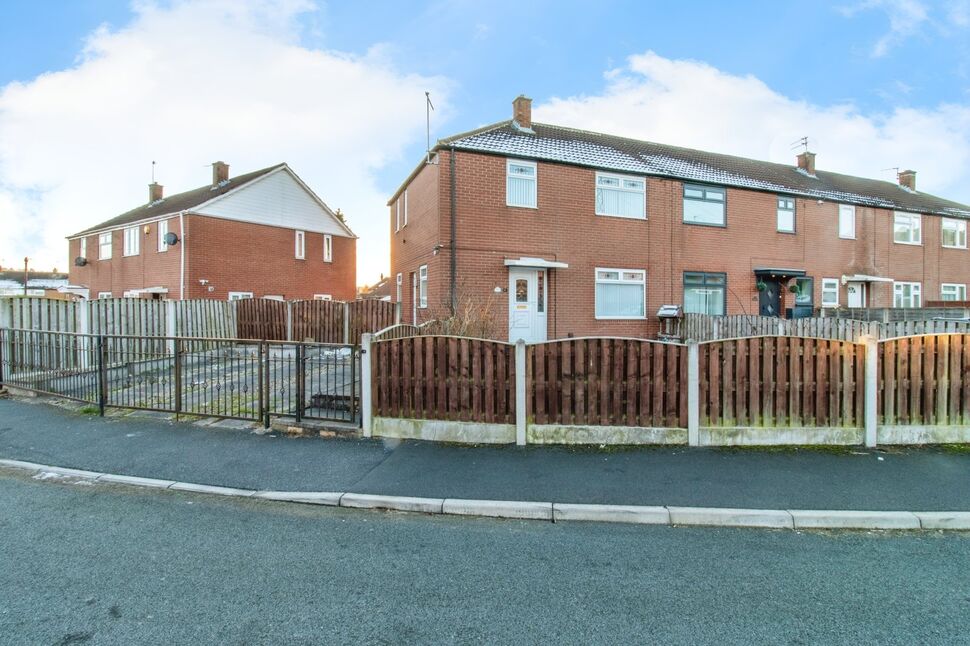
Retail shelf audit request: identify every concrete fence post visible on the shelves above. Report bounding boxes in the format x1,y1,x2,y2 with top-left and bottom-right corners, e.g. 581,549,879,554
0,297,11,329
286,301,294,342
77,300,91,370
515,339,527,446
165,300,177,355
863,335,878,448
687,341,700,447
343,302,351,345
361,333,373,437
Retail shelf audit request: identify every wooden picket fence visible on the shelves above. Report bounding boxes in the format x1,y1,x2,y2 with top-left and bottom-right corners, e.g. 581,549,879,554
698,337,866,427
291,300,344,342
528,338,687,428
173,299,236,339
371,336,516,424
348,300,397,345
878,334,970,426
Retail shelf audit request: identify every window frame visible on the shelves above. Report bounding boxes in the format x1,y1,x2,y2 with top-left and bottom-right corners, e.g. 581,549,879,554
821,278,840,308
323,234,333,262
396,273,402,303
776,196,796,233
682,183,727,227
793,277,814,307
313,294,333,301
418,264,428,308
123,226,140,257
395,200,400,232
506,158,538,209
941,283,967,301
594,267,647,320
79,237,87,259
295,230,305,259
403,190,408,227
228,291,253,301
838,204,856,239
893,212,922,246
157,219,169,253
683,271,727,315
97,291,112,299
893,281,922,308
594,171,646,220
941,218,967,249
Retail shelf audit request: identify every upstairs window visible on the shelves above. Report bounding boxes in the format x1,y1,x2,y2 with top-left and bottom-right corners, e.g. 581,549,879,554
123,227,139,257
506,159,537,208
79,237,87,259
395,200,400,232
893,212,921,245
158,219,169,252
838,205,855,239
595,172,645,219
821,278,839,307
942,218,967,249
418,265,428,308
683,184,725,226
403,190,408,226
323,234,333,262
777,197,795,233
684,272,726,315
295,230,305,259
893,281,921,308
99,233,112,260
941,283,967,301
595,268,646,319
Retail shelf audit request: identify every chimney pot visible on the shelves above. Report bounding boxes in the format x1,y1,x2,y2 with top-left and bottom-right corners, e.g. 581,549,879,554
512,95,533,129
148,182,164,203
898,169,916,191
796,151,816,176
212,161,230,186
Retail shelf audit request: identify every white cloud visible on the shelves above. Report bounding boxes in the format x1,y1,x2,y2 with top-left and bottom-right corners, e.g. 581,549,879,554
535,52,970,203
839,0,930,57
0,0,448,281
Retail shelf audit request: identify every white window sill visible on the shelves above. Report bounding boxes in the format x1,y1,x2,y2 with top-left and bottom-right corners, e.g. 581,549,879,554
506,203,538,209
942,244,967,250
838,235,855,240
893,240,922,246
122,253,139,257
594,315,647,320
595,212,647,220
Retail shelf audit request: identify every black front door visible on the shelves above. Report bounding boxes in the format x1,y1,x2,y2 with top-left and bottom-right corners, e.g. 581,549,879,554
758,280,782,317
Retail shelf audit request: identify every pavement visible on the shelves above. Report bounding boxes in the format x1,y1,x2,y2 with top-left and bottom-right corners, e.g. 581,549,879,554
2,470,968,645
1,397,968,517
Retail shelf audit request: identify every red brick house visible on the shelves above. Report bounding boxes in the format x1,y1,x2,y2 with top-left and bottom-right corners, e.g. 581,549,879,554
388,95,970,341
67,162,356,301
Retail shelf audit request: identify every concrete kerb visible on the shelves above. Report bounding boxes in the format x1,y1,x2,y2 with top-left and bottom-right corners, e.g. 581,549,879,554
1,458,969,531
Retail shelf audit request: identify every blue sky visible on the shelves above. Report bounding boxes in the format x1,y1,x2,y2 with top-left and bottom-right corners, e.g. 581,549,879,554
1,0,969,281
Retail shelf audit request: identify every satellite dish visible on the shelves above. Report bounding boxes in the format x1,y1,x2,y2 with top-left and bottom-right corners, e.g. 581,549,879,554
164,232,179,246
74,257,87,267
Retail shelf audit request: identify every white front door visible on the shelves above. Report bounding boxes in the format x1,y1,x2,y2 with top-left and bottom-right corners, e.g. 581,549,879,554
508,269,547,342
847,281,866,308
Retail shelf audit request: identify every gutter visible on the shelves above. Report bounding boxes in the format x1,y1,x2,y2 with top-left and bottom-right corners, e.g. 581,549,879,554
179,211,186,300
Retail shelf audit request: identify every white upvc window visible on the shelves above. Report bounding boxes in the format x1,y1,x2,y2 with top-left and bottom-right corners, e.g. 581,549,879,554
403,190,408,226
838,205,855,239
396,273,403,302
99,233,112,260
893,212,921,245
821,278,840,307
595,268,646,319
941,283,967,301
228,291,253,301
79,237,87,259
777,196,795,233
942,218,967,249
418,265,428,308
323,234,333,262
506,159,537,208
123,227,139,256
98,291,112,299
595,172,645,219
295,230,305,259
683,184,726,226
313,294,333,301
395,199,401,232
158,219,169,252
893,281,922,308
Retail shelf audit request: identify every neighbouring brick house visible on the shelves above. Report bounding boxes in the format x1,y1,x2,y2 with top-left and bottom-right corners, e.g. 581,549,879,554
389,95,970,341
68,162,356,301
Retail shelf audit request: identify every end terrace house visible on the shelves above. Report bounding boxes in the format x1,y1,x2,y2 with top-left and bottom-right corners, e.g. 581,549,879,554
389,95,970,342
67,161,357,301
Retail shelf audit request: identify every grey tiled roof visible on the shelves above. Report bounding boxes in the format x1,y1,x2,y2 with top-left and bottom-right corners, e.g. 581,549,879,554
70,163,286,237
440,121,970,218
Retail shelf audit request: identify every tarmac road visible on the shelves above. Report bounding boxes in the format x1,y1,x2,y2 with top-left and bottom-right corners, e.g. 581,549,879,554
1,469,968,645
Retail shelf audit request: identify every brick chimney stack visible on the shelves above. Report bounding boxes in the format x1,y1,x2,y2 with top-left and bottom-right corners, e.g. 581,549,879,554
796,151,816,176
212,161,230,186
898,169,916,191
512,95,533,129
148,182,163,203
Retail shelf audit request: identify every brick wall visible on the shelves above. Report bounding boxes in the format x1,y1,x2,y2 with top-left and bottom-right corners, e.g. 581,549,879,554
68,215,356,301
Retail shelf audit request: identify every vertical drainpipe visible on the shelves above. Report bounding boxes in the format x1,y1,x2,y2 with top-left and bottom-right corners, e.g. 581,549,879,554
449,147,458,315
178,211,186,300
